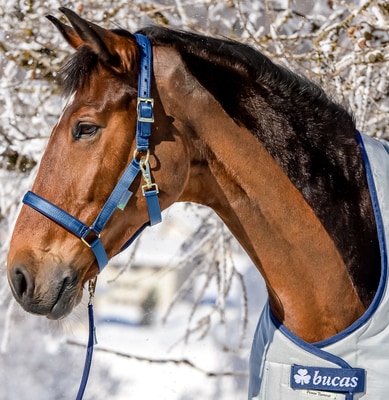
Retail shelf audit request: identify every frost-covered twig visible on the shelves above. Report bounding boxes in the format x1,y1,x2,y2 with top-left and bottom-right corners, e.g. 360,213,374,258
67,339,248,377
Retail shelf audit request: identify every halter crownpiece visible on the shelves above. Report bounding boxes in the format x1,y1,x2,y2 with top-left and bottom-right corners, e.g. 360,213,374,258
22,34,161,273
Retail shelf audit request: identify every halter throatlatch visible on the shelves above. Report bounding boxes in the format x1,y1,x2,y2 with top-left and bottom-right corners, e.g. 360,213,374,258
22,34,161,273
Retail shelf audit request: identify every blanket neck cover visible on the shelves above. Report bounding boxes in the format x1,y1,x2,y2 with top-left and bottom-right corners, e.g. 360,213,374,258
248,132,389,400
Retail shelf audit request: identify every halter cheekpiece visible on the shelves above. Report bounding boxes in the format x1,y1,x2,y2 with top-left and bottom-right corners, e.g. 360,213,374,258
22,34,161,272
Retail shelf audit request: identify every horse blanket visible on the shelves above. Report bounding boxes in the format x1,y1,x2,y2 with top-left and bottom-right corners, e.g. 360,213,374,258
248,132,389,400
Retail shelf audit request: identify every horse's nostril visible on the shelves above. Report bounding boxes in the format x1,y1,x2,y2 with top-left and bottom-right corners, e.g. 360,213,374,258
10,264,34,301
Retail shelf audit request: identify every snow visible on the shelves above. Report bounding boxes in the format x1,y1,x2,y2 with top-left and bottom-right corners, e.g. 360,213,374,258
1,1,389,399
0,201,267,399
0,227,266,399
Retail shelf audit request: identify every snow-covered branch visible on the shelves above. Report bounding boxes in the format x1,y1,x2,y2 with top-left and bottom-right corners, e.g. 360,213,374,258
68,339,248,378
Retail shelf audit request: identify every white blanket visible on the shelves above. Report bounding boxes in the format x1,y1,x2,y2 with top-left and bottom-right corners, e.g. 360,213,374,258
248,133,389,400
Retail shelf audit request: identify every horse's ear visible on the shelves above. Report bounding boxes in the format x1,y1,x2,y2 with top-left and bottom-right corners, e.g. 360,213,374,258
51,7,138,74
46,14,84,49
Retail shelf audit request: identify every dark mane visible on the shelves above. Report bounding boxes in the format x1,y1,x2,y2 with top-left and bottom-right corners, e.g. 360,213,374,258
140,26,380,305
139,26,352,127
139,28,358,179
58,46,98,97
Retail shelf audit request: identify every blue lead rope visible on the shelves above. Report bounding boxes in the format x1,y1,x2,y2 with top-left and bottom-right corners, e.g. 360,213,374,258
76,279,97,400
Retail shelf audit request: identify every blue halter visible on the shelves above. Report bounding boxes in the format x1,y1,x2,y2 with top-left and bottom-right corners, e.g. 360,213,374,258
22,34,161,273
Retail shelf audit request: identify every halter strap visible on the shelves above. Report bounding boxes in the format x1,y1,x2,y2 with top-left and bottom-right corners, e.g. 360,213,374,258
135,33,154,151
22,34,161,273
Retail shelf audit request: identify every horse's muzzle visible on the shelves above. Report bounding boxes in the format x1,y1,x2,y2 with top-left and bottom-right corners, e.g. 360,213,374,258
8,263,81,319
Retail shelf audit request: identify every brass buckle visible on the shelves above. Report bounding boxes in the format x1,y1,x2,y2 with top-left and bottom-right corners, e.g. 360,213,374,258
88,277,97,306
81,228,100,248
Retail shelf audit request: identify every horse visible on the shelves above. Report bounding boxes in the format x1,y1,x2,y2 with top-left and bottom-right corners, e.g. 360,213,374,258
6,8,389,399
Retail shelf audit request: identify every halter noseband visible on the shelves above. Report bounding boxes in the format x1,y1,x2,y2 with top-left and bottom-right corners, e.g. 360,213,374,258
22,34,162,273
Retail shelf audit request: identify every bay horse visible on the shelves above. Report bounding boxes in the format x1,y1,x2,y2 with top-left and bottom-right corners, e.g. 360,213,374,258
6,8,389,399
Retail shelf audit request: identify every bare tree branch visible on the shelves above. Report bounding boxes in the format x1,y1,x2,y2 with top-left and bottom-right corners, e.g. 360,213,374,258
67,339,248,377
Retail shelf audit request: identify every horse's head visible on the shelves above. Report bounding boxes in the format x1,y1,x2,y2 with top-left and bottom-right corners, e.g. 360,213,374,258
6,8,190,319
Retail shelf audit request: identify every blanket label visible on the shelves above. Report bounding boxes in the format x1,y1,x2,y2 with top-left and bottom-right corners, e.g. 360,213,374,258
300,390,342,399
291,365,365,393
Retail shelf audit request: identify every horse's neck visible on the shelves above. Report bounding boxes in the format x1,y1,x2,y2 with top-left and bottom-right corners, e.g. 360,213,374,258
188,126,364,342
153,47,365,342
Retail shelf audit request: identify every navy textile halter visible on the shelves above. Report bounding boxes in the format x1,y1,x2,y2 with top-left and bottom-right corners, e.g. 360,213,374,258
22,34,162,273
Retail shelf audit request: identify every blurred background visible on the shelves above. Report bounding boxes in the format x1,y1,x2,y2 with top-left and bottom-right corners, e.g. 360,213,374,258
1,1,389,399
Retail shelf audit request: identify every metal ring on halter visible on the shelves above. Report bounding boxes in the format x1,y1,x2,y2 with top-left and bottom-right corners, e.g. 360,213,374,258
133,148,150,163
80,227,101,248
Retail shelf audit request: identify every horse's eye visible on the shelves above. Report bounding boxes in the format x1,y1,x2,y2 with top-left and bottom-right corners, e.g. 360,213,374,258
73,123,99,140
